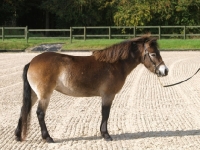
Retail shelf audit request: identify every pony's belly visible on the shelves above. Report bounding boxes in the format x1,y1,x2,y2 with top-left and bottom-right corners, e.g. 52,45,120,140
56,70,101,97
55,85,98,97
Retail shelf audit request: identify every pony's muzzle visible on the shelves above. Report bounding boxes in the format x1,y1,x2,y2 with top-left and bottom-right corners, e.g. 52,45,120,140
157,65,168,77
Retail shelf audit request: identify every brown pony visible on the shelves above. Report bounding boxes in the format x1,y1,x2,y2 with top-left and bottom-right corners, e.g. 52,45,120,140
15,35,168,143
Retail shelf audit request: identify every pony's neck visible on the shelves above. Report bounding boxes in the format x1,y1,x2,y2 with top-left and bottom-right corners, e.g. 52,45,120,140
119,52,141,76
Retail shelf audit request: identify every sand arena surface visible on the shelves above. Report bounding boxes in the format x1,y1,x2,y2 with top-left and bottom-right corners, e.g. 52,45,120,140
0,51,200,150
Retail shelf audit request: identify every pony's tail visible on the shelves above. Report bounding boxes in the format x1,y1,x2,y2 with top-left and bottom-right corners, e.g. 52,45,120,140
21,63,32,140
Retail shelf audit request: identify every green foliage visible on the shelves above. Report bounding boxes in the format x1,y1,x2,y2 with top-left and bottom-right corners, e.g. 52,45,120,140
113,0,200,26
40,0,114,27
1,0,200,29
114,0,151,26
0,0,15,26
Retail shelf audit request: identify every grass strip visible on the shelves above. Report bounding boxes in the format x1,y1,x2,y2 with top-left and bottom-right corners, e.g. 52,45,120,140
0,38,200,51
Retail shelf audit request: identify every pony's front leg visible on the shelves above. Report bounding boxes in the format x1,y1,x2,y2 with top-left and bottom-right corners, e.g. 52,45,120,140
100,105,112,141
100,94,115,141
37,100,54,143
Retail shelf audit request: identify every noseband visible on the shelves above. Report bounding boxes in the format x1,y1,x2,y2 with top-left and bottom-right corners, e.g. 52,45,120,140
143,46,163,74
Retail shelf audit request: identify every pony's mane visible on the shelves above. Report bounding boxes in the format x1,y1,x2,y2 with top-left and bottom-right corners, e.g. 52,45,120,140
92,35,157,63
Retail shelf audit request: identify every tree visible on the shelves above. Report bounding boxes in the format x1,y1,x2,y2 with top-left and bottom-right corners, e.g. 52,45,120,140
113,0,151,26
40,0,115,28
1,0,200,29
113,0,200,26
0,0,16,26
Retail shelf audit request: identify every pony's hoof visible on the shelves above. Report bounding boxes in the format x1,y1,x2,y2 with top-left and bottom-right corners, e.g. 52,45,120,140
15,129,22,141
46,137,55,143
102,133,113,141
15,136,22,142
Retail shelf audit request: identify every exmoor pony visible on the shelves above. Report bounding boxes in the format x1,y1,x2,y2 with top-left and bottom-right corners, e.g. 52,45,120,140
15,35,168,142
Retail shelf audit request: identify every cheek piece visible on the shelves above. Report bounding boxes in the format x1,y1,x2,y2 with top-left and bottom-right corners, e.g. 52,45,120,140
143,47,167,76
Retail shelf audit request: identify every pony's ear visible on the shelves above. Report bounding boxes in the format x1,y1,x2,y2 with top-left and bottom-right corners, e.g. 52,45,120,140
150,37,158,44
148,37,159,48
145,37,158,46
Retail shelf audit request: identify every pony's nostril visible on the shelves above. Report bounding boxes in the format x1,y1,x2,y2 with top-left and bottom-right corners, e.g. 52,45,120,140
165,68,168,75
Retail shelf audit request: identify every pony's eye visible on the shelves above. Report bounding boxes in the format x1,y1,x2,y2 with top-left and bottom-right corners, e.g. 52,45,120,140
150,53,156,57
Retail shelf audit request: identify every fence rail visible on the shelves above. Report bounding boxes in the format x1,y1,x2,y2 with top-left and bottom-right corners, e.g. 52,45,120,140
0,26,28,41
1,26,200,43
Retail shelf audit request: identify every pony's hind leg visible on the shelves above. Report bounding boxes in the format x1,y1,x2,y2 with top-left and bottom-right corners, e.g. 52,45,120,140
36,96,54,143
100,94,115,141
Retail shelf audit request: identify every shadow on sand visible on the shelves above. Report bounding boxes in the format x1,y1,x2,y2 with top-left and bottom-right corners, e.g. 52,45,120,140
55,129,200,143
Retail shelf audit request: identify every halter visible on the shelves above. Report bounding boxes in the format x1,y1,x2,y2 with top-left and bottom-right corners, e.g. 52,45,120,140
143,46,164,74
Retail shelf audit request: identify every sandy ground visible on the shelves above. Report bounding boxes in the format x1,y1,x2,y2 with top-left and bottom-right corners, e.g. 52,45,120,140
0,51,200,150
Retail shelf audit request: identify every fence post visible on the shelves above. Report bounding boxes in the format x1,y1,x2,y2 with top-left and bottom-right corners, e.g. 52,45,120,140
158,26,161,39
25,26,28,40
133,26,136,37
26,29,29,43
109,26,111,39
25,26,28,43
183,26,186,39
84,27,86,41
2,27,4,41
70,27,72,43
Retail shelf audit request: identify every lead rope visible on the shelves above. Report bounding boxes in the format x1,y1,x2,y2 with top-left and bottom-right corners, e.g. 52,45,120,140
157,68,200,87
157,76,164,87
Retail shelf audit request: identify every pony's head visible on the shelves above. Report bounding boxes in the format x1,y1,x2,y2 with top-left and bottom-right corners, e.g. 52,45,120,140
93,35,168,77
138,37,168,77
